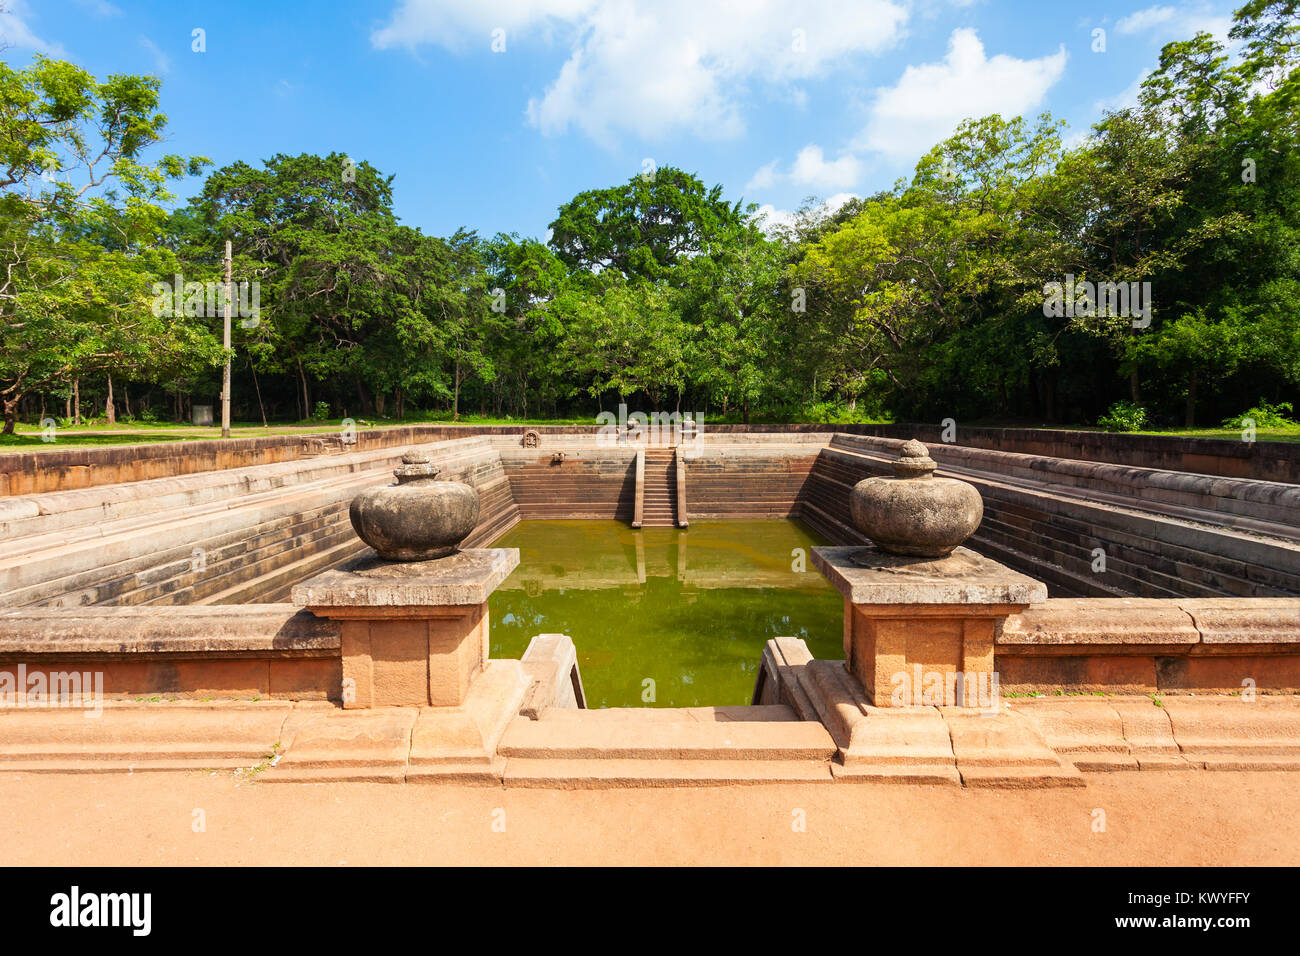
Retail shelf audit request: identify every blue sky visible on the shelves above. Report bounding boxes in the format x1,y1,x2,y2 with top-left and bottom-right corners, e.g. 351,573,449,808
2,0,1241,239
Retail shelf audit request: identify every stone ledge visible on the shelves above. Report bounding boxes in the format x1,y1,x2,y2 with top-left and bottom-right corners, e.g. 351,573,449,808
1001,599,1199,646
1012,695,1300,772
812,545,1047,606
519,633,585,718
3,688,1297,784
1001,598,1300,649
292,548,519,609
0,605,340,655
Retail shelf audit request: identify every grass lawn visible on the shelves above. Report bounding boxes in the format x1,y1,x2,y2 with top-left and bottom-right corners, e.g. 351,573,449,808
3,416,1298,450
0,414,597,450
1041,423,1300,443
1133,425,1300,443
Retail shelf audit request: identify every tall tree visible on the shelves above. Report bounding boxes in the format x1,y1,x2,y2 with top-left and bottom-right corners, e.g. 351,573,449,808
0,56,212,433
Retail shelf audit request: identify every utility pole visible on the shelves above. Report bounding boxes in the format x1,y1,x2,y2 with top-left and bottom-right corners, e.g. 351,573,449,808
221,239,232,438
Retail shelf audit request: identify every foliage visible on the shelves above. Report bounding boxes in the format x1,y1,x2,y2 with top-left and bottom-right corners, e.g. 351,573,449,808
3,1,1297,430
0,56,214,433
1097,401,1149,432
1222,400,1297,428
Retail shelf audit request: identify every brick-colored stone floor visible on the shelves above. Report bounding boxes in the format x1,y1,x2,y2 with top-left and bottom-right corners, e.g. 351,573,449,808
1,770,1296,865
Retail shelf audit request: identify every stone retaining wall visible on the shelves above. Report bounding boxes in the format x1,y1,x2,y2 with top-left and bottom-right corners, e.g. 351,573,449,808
868,424,1300,484
0,605,341,700
4,420,1294,497
499,443,636,521
0,437,518,608
682,445,816,520
0,424,604,496
804,436,1300,598
998,598,1300,695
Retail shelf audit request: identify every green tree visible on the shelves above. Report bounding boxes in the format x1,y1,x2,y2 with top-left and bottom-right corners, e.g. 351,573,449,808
548,167,745,283
0,56,212,433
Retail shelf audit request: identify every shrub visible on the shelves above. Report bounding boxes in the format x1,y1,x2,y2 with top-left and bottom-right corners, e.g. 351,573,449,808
1221,400,1297,429
310,401,331,422
1097,400,1148,432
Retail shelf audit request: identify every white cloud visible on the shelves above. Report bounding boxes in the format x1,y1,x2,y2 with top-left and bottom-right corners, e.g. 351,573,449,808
0,0,68,56
1115,3,1232,44
373,0,909,143
73,0,122,16
744,144,863,197
1094,68,1151,113
371,0,597,52
1061,129,1093,151
139,36,170,74
856,28,1067,162
790,145,863,190
744,159,781,193
1116,6,1178,34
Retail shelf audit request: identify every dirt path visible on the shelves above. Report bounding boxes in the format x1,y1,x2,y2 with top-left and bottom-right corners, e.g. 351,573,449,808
1,770,1295,866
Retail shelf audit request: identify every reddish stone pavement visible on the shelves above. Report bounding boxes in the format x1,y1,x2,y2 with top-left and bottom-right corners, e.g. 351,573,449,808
2,770,1297,866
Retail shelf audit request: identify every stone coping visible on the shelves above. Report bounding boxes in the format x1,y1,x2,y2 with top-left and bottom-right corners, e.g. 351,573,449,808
1001,597,1300,647
811,545,1048,606
292,548,519,608
0,605,339,655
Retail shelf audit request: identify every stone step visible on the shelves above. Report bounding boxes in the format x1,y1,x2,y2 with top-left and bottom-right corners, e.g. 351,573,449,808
498,715,835,760
539,705,800,722
0,701,301,772
1012,696,1300,772
20,499,360,608
502,757,833,787
190,536,370,605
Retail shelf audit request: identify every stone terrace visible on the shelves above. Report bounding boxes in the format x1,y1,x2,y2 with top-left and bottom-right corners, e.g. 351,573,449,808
3,427,1296,608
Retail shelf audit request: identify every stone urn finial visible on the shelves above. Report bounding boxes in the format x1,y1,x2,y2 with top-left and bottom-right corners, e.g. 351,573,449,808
893,439,936,476
849,439,983,557
348,449,480,561
395,451,439,479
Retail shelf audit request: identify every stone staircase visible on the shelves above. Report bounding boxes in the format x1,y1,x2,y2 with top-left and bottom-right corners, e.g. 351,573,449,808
641,446,678,527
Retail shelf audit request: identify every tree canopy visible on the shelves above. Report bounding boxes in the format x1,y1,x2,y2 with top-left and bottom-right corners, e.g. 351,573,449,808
2,0,1297,433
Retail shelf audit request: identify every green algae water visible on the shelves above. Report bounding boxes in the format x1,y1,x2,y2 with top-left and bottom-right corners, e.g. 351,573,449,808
488,519,842,708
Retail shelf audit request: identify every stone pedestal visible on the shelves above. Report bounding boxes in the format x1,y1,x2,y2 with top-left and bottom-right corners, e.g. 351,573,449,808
812,546,1046,707
292,549,518,708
